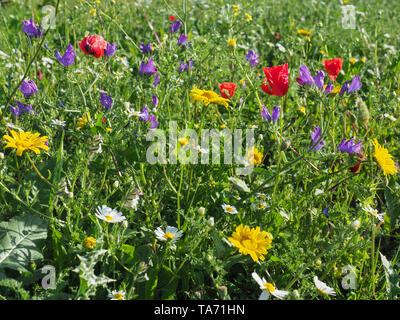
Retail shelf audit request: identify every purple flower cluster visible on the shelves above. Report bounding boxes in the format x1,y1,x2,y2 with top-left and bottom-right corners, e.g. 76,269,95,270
170,20,182,33
339,75,362,96
54,44,76,66
245,50,259,67
309,126,325,151
139,57,158,76
139,105,159,130
9,100,35,118
337,138,362,154
104,42,117,57
100,92,113,111
22,18,42,38
179,59,193,73
139,41,152,54
19,80,38,98
261,105,280,122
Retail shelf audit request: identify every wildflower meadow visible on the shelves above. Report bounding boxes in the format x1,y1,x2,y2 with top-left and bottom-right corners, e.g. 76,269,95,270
1,0,400,303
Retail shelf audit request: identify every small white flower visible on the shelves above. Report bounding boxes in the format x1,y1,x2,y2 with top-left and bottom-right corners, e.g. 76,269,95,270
222,204,238,214
155,226,183,243
51,119,66,127
108,290,125,300
384,113,397,121
314,276,336,296
362,204,385,222
252,272,289,300
193,145,208,154
95,205,126,223
6,123,23,131
276,43,286,52
126,108,146,118
251,201,267,210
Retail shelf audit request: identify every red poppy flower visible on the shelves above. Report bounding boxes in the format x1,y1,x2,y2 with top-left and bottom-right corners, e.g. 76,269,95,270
260,63,289,96
275,33,280,40
218,82,236,99
79,35,107,58
169,16,176,22
350,153,365,173
37,69,43,81
323,58,343,81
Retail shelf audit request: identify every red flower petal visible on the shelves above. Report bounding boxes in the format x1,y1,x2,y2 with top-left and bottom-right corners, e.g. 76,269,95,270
218,82,236,99
79,35,107,58
323,58,343,81
169,16,176,22
261,63,289,96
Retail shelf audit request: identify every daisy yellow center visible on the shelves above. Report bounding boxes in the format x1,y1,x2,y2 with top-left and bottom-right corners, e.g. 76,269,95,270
163,232,174,240
317,288,326,294
113,293,123,300
105,215,114,221
225,206,234,212
258,203,265,210
263,283,276,292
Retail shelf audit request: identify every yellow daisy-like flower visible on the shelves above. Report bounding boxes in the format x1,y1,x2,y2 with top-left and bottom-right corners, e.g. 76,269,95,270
77,113,91,128
245,13,252,22
361,57,366,63
89,7,96,16
298,106,306,114
349,58,356,65
228,224,273,262
83,237,96,249
372,139,398,176
247,147,263,166
190,88,230,109
297,29,312,36
178,137,189,146
227,38,237,48
2,130,49,156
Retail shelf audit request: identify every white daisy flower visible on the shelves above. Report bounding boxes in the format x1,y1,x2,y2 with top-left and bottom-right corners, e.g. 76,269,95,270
6,123,23,131
314,276,336,296
155,226,183,243
51,119,66,127
252,272,289,300
95,205,126,223
251,201,267,211
221,204,238,214
256,193,271,201
108,290,125,300
384,113,397,121
362,204,385,222
126,108,146,118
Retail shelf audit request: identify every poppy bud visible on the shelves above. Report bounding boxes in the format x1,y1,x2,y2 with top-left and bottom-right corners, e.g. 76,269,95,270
357,97,369,126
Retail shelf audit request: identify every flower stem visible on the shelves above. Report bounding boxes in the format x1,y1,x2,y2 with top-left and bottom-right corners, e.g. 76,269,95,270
26,153,55,189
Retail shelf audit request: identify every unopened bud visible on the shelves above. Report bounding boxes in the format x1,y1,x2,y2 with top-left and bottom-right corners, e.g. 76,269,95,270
292,289,300,298
207,217,214,227
357,97,369,126
218,285,228,299
113,181,119,188
198,207,205,216
194,291,202,299
0,152,4,159
351,219,361,231
122,220,129,229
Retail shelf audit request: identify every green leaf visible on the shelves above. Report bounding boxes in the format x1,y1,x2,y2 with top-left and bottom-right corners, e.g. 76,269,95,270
0,215,48,272
145,266,159,300
379,252,400,299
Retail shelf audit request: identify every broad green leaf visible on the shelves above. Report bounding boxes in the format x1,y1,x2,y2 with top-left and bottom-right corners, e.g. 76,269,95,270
0,215,48,272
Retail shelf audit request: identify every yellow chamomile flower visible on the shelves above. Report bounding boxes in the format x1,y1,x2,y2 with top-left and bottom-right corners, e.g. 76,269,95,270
95,205,126,223
314,276,336,296
2,130,49,156
252,272,289,300
233,4,240,16
245,13,252,22
155,226,183,244
190,88,230,109
89,7,96,16
372,139,398,176
108,291,125,300
362,204,385,222
94,0,101,4
178,137,190,146
361,57,366,63
239,79,246,86
228,224,273,262
349,58,356,65
83,237,96,249
298,106,306,114
228,38,237,48
247,147,263,166
297,29,312,36
77,113,91,128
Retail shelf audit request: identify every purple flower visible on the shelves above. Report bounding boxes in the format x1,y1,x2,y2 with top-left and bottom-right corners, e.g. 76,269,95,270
148,115,159,130
296,65,314,86
178,59,193,73
245,50,259,67
139,57,157,76
19,80,38,98
9,105,23,118
100,92,113,111
261,105,280,122
104,42,117,57
59,100,66,109
338,138,362,154
322,207,330,218
325,82,334,94
340,75,362,96
313,70,325,89
170,20,182,33
139,105,150,121
139,41,152,54
178,34,188,46
153,74,160,86
152,94,159,106
54,44,76,66
22,18,42,37
309,126,325,151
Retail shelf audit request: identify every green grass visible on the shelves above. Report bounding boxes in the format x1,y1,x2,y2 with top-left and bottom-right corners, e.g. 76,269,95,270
0,0,399,300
